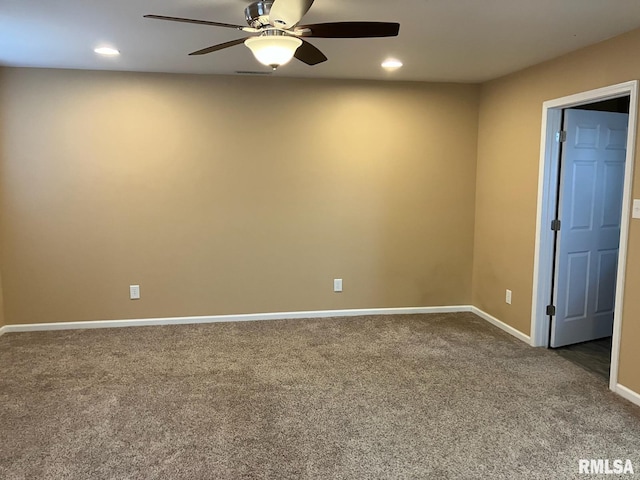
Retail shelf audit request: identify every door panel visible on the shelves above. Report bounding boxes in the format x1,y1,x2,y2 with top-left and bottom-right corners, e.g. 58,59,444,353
575,124,599,149
601,162,625,226
605,127,627,150
550,109,628,347
564,252,590,320
569,161,596,229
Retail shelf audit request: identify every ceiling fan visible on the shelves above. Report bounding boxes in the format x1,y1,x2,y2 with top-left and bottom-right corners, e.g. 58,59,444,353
144,0,400,70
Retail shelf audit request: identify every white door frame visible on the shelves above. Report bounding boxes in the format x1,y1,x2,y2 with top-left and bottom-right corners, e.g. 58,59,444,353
530,80,638,392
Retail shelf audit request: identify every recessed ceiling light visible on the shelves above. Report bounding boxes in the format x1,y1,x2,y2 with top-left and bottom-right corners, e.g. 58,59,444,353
382,59,403,70
94,47,120,56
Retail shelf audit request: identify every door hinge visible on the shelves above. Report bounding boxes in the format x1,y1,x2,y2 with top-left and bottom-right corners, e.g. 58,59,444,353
555,130,567,143
551,219,561,231
546,305,556,316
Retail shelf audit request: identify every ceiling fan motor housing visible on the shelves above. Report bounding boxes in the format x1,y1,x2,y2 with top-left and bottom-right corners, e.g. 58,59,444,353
245,1,274,29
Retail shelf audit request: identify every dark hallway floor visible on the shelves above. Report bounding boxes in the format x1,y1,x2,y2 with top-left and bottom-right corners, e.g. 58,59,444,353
553,336,612,381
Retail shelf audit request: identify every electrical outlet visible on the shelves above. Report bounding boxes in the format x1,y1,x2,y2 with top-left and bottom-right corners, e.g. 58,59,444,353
130,285,140,300
334,279,343,293
505,289,512,305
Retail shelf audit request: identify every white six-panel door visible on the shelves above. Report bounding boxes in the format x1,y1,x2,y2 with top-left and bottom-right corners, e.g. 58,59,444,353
551,109,628,348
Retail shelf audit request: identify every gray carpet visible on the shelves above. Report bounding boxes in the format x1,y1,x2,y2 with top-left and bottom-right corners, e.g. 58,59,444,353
1,313,639,479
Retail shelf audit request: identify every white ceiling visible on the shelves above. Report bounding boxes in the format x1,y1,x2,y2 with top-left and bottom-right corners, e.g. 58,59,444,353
2,0,640,83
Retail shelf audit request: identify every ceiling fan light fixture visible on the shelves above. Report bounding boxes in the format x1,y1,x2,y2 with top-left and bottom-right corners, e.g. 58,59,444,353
244,35,302,69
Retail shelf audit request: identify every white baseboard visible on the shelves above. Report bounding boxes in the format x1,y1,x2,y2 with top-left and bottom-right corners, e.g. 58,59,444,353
0,305,473,334
471,306,531,345
4,306,637,408
614,384,640,408
0,306,533,349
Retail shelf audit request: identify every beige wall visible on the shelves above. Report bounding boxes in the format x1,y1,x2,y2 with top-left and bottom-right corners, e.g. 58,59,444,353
0,68,479,325
473,28,640,393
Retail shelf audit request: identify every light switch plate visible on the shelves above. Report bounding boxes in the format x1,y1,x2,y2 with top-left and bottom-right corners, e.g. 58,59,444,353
633,199,640,219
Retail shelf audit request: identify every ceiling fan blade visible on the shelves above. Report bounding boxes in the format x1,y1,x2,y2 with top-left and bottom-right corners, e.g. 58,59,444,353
144,14,246,31
294,39,327,65
296,22,400,38
269,0,314,29
189,38,248,56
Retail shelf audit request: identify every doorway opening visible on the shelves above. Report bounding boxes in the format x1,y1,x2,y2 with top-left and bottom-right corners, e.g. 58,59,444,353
551,98,630,382
531,81,638,393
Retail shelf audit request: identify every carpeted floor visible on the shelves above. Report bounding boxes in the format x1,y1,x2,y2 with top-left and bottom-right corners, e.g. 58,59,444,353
1,312,639,479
